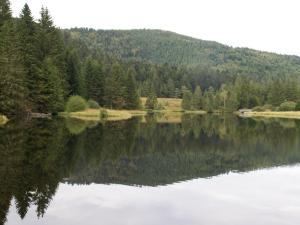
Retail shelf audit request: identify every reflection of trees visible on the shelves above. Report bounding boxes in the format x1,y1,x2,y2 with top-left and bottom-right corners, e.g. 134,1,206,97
67,114,300,186
2,115,300,222
0,119,69,225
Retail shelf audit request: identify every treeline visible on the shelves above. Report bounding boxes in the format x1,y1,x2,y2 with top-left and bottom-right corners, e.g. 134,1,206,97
181,76,300,112
0,0,140,117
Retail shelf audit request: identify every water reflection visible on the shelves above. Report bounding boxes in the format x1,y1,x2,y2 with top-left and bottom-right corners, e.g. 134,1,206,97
1,114,300,224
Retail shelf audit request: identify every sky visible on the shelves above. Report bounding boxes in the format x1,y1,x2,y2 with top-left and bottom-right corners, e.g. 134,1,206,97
9,0,300,56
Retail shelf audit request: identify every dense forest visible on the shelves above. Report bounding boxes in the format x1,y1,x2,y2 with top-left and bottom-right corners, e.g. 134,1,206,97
2,0,300,117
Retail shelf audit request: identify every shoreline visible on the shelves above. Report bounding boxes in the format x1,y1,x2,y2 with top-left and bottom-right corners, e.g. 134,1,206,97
61,109,206,122
238,111,300,120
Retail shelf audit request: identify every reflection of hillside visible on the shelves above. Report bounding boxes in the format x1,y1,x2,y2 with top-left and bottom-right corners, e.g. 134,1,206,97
1,115,300,222
67,115,300,186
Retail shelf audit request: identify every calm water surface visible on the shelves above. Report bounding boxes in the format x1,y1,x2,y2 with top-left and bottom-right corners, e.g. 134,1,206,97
1,114,300,225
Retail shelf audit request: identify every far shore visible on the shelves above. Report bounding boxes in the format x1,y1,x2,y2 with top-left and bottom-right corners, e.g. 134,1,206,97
238,111,300,120
60,108,206,122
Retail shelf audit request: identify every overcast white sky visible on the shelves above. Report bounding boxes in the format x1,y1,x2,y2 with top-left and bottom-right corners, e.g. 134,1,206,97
9,0,300,56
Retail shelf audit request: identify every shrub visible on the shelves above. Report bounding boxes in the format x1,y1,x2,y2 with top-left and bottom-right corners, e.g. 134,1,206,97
262,104,273,111
87,99,100,109
279,101,296,111
295,102,300,111
66,96,88,112
252,106,264,112
100,108,108,119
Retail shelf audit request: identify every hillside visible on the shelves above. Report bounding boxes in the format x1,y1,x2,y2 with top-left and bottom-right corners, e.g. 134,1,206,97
65,28,300,79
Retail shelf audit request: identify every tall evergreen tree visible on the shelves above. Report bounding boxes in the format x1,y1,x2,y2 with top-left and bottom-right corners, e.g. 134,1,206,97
192,85,202,110
124,67,140,109
18,3,39,111
84,58,104,105
104,62,125,109
0,4,26,116
65,48,83,96
0,0,11,27
182,89,193,110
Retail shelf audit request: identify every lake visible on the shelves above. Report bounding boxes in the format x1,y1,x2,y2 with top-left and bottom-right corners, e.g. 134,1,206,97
1,114,300,225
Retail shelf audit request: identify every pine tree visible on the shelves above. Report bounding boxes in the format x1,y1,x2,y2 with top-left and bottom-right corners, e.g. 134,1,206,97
18,3,39,111
65,48,83,96
84,58,104,105
0,5,27,116
192,85,202,110
36,58,64,113
104,62,125,109
182,89,193,110
124,67,140,109
0,0,11,27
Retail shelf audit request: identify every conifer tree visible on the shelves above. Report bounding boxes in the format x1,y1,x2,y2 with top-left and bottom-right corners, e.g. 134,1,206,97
124,67,140,109
0,3,26,116
182,89,193,110
104,62,125,109
0,0,11,27
192,85,202,110
84,58,104,105
65,48,83,96
18,3,39,111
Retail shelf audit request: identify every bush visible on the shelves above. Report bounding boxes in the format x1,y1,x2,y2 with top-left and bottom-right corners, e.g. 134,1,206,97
262,104,273,111
100,108,108,119
252,106,264,112
295,102,300,111
66,96,88,112
279,101,296,111
87,99,100,109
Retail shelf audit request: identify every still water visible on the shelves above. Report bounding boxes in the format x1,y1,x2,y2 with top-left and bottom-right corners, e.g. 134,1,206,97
1,114,300,225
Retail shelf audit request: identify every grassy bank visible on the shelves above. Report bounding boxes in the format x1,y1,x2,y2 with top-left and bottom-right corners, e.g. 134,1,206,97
62,98,206,122
0,115,8,125
239,111,300,119
61,109,146,121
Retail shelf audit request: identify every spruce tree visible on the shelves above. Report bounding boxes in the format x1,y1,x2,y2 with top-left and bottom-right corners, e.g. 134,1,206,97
84,58,104,105
0,0,11,27
124,67,140,109
192,85,202,110
18,3,39,111
104,62,125,109
0,4,27,116
65,48,83,96
182,89,193,110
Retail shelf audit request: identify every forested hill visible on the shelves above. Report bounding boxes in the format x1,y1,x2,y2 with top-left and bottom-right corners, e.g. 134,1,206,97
65,28,300,79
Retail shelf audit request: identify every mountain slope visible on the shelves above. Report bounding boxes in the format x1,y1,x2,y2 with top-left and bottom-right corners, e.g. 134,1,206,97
65,28,300,79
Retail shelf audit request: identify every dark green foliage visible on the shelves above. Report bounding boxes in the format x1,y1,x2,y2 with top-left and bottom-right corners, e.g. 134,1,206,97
0,20,26,116
66,95,87,112
64,48,83,96
182,89,193,110
192,86,202,110
295,102,300,111
87,99,100,109
0,0,11,27
84,58,103,105
123,67,140,109
279,101,296,111
66,28,300,81
145,90,158,110
104,62,126,109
